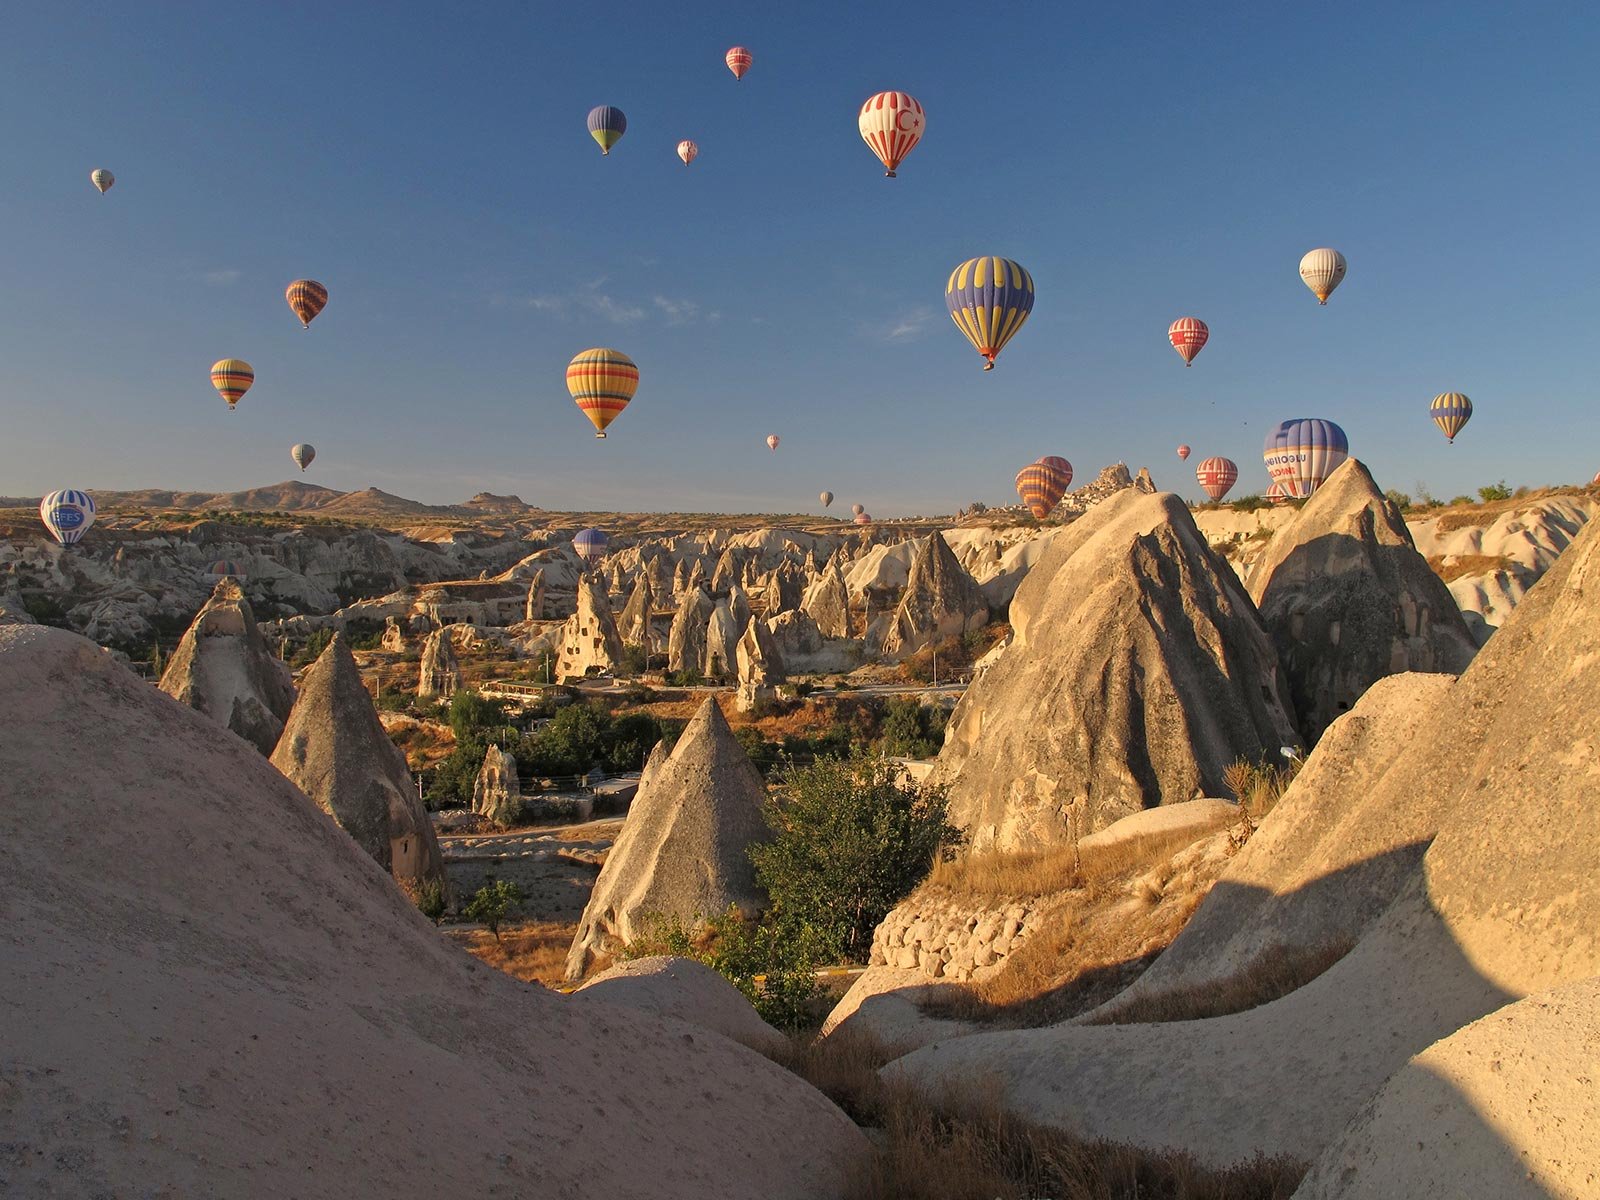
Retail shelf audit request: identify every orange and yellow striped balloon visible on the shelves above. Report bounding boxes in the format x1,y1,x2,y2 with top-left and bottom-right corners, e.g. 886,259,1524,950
566,348,638,438
285,279,328,329
210,359,254,411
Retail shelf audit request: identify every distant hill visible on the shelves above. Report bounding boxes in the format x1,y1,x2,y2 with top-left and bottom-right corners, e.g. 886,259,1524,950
0,480,344,512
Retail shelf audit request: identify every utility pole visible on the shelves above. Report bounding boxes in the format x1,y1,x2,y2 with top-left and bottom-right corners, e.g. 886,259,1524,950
932,645,938,688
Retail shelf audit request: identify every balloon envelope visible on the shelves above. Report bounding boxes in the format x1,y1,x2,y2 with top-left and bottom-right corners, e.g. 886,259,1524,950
766,434,780,451
1176,444,1192,460
851,503,864,516
210,359,254,410
854,513,872,525
285,280,328,329
819,491,833,507
39,489,96,546
677,139,698,164
573,528,609,563
1262,418,1349,499
1014,455,1073,519
945,257,1035,370
291,443,316,472
1168,317,1209,366
90,168,114,193
858,91,924,177
207,560,246,580
1196,457,1239,502
1430,392,1472,443
586,106,627,155
1299,248,1347,304
1267,481,1292,505
725,46,752,79
567,348,638,437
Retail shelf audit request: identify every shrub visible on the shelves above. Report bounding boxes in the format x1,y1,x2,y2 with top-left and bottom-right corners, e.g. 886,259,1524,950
1229,494,1266,512
292,627,334,668
1383,489,1412,512
877,696,948,758
752,754,963,963
464,878,524,942
1449,495,1473,506
415,879,447,922
664,667,704,687
426,735,487,808
447,689,509,742
619,643,648,675
603,711,665,772
1478,480,1512,502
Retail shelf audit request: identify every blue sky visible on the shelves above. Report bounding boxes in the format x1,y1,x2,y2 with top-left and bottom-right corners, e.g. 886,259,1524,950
0,1,1595,515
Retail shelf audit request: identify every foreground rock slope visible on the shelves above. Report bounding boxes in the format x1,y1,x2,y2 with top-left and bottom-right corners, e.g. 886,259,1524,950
0,626,863,1199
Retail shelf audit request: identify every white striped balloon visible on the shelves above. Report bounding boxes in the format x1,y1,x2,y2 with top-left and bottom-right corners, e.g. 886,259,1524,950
1298,248,1347,304
858,91,925,177
1168,317,1209,365
40,489,96,545
677,139,698,165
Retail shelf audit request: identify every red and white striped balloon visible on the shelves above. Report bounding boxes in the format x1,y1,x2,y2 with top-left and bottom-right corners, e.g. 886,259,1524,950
1196,456,1239,501
677,140,698,165
1176,444,1192,461
858,91,925,178
1168,317,1209,366
725,46,752,80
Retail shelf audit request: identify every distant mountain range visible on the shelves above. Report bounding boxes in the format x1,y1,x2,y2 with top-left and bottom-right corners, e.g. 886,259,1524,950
0,482,546,522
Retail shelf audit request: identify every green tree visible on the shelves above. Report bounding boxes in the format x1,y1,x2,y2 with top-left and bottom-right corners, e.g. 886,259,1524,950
877,696,948,758
603,711,664,772
1383,489,1412,512
751,754,963,963
1478,480,1513,502
464,877,524,942
447,689,509,742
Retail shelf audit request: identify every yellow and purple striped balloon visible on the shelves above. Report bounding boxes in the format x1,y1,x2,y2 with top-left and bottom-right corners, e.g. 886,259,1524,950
210,359,254,411
1429,393,1472,443
946,257,1035,370
286,280,328,329
566,348,638,438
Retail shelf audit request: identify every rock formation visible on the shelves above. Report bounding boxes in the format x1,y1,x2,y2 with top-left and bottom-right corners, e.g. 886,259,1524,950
710,547,742,596
801,554,852,639
767,609,825,663
566,699,771,979
760,564,803,616
618,572,655,650
667,586,714,675
936,489,1299,849
647,552,674,602
571,955,787,1056
270,633,446,891
1248,458,1478,743
703,598,742,679
1057,461,1151,515
672,558,690,597
472,743,521,827
0,624,865,1199
727,583,751,633
734,615,785,715
880,531,990,659
157,580,295,755
380,615,406,651
0,587,35,625
417,625,460,699
555,577,625,682
523,568,546,621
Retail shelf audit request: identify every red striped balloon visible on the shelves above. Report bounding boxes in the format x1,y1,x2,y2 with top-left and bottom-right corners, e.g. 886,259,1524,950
725,46,752,80
1168,317,1209,366
1176,444,1192,460
1196,456,1239,501
1015,455,1073,519
286,280,329,329
858,91,924,177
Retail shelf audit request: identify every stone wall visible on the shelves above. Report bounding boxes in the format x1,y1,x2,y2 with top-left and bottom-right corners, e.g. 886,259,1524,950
870,896,1051,983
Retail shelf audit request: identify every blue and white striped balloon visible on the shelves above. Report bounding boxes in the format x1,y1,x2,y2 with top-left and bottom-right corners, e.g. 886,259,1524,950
1262,419,1349,499
39,489,96,546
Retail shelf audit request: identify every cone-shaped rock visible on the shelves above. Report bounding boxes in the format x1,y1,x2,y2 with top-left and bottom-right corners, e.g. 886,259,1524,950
727,583,752,633
1248,457,1478,743
735,616,786,715
667,586,714,674
760,565,804,617
880,531,990,659
0,625,865,1197
802,554,852,639
618,572,655,650
566,698,770,979
158,579,295,755
704,598,742,679
556,576,625,682
417,625,460,700
937,490,1298,851
271,633,445,889
472,743,521,827
647,553,674,601
523,568,546,621
710,547,742,596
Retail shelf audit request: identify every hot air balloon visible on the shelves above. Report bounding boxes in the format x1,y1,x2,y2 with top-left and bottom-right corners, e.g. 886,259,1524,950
1196,456,1239,502
1014,456,1073,519
587,106,627,155
210,359,254,411
725,46,752,80
1263,418,1349,499
1267,481,1291,506
1168,317,1209,366
854,513,872,525
851,503,865,517
39,489,95,546
573,527,609,563
206,560,246,581
285,280,328,329
1430,393,1472,443
677,139,698,164
90,169,114,194
858,91,924,177
945,257,1035,370
291,443,316,472
766,434,780,451
1176,444,1192,461
819,491,834,507
1299,248,1347,304
567,348,638,437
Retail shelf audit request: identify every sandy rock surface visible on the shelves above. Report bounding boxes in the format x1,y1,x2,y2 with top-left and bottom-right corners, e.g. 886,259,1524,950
572,956,788,1055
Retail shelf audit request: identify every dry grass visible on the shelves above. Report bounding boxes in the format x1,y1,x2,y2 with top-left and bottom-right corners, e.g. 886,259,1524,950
1424,552,1517,584
1428,485,1589,533
771,1030,1306,1199
453,919,578,987
1085,939,1355,1026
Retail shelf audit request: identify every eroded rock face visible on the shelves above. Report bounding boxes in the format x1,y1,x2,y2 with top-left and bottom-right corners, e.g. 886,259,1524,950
417,626,460,699
566,699,770,979
158,580,295,755
270,633,446,890
802,554,852,639
473,744,521,827
380,615,406,651
556,577,624,683
704,599,742,679
937,490,1299,851
734,616,785,715
880,531,989,659
1248,458,1478,743
760,565,803,617
618,573,655,650
523,568,546,622
667,587,714,674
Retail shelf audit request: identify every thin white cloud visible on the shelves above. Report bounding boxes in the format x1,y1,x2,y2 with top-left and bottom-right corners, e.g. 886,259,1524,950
652,295,721,326
878,306,937,341
202,269,241,286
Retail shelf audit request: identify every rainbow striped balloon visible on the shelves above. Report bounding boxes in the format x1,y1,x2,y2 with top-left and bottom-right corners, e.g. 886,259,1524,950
210,359,254,410
1262,418,1348,499
1430,393,1472,443
1196,457,1239,502
587,106,627,155
207,560,246,580
858,91,924,178
725,46,752,80
1014,456,1073,519
39,489,96,546
945,257,1035,370
567,348,638,438
286,279,328,329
